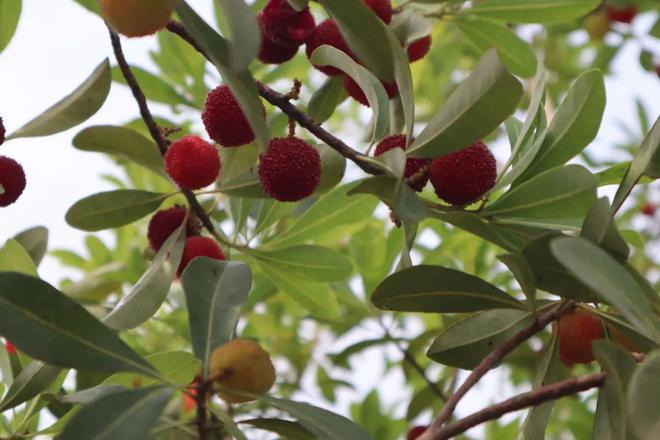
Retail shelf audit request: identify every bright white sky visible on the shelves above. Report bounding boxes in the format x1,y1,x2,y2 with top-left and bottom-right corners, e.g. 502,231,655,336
0,1,659,437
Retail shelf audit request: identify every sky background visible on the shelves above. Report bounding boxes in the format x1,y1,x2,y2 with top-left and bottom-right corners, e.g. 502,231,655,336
1,0,659,436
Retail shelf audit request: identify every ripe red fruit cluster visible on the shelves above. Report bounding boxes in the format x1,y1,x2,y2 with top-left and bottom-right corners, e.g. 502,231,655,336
177,236,225,277
0,156,26,207
147,206,201,252
259,137,322,202
407,425,428,440
407,36,432,63
202,85,264,147
0,117,5,146
364,0,394,24
555,309,604,366
164,135,221,190
257,0,315,64
375,135,430,192
429,141,497,206
605,4,638,23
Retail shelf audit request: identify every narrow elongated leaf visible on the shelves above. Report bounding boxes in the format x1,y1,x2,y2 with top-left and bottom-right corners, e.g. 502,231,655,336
0,239,38,276
73,125,166,177
111,65,193,107
241,418,315,440
0,361,62,411
350,176,429,223
0,272,155,376
0,0,21,54
104,351,198,388
182,258,252,375
307,76,347,124
498,253,536,309
58,386,173,440
13,226,48,266
8,60,111,139
252,245,353,282
409,50,522,158
627,351,660,440
427,309,533,369
551,238,660,342
372,265,524,313
66,190,168,232
471,0,601,23
216,0,260,72
457,16,537,77
581,197,629,261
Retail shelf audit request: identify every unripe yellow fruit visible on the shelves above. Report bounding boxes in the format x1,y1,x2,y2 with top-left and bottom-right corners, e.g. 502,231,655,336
98,0,177,38
585,12,610,42
210,339,275,404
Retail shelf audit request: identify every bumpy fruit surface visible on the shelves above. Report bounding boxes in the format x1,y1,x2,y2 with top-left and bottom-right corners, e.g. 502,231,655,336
177,236,225,277
0,117,5,146
258,14,299,65
306,20,355,76
210,339,276,404
364,0,393,23
259,137,321,202
429,141,496,206
585,12,611,41
99,0,176,38
407,426,428,440
343,76,398,107
556,309,604,366
260,0,315,46
0,156,26,207
606,5,638,23
408,35,432,63
147,206,200,252
164,136,220,190
202,85,263,147
375,135,430,192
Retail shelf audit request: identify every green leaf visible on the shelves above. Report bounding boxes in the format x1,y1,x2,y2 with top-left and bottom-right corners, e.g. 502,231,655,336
0,239,38,276
470,0,601,23
0,0,21,54
0,272,155,376
286,0,308,11
311,45,390,143
0,361,61,411
73,125,167,178
217,168,268,198
12,226,48,267
349,176,429,223
551,237,660,342
520,70,605,179
372,265,525,313
263,395,376,440
111,66,193,107
58,386,173,440
316,144,347,193
457,16,537,77
498,253,536,310
240,418,315,440
103,222,186,330
252,245,353,283
409,50,522,159
581,197,629,262
7,60,111,139
66,190,168,232
72,0,100,14
216,0,260,72
181,258,252,376
104,351,198,388
427,309,533,369
485,165,598,230
307,76,348,124
627,350,660,440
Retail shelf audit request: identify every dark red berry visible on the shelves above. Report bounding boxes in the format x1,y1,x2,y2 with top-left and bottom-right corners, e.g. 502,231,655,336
375,134,430,192
258,15,299,65
429,141,497,206
202,85,264,147
343,75,398,107
605,5,638,23
0,117,5,146
260,0,315,46
408,35,432,63
641,203,656,217
0,156,26,207
177,236,225,277
306,20,355,76
364,0,393,23
407,426,428,440
4,340,16,356
147,206,201,252
164,136,221,190
554,309,603,366
259,137,321,202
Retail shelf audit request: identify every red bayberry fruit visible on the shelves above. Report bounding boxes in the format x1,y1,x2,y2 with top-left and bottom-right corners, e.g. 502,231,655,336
407,426,429,440
408,35,432,63
605,5,638,23
306,20,355,76
260,0,315,46
0,156,26,207
164,136,220,190
202,85,264,147
147,206,201,252
4,340,16,355
177,236,225,277
259,137,321,202
258,14,299,64
429,141,496,206
364,0,393,23
343,75,398,107
0,117,5,146
555,309,604,366
641,203,656,217
375,135,431,192
655,64,660,78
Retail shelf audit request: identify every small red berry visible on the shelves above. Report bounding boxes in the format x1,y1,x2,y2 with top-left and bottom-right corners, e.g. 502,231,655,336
641,203,656,217
375,134,430,192
0,117,5,146
407,426,429,440
147,206,201,252
306,20,355,76
178,236,225,277
260,0,315,46
202,85,264,147
259,137,321,202
4,340,16,356
655,65,660,78
555,309,604,366
605,5,638,23
258,14,299,64
364,0,393,23
407,35,432,63
343,75,398,107
0,156,26,207
164,136,221,190
429,141,496,206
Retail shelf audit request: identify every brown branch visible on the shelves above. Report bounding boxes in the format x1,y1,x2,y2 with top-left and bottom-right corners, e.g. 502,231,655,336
430,372,606,440
425,301,576,436
165,20,383,176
